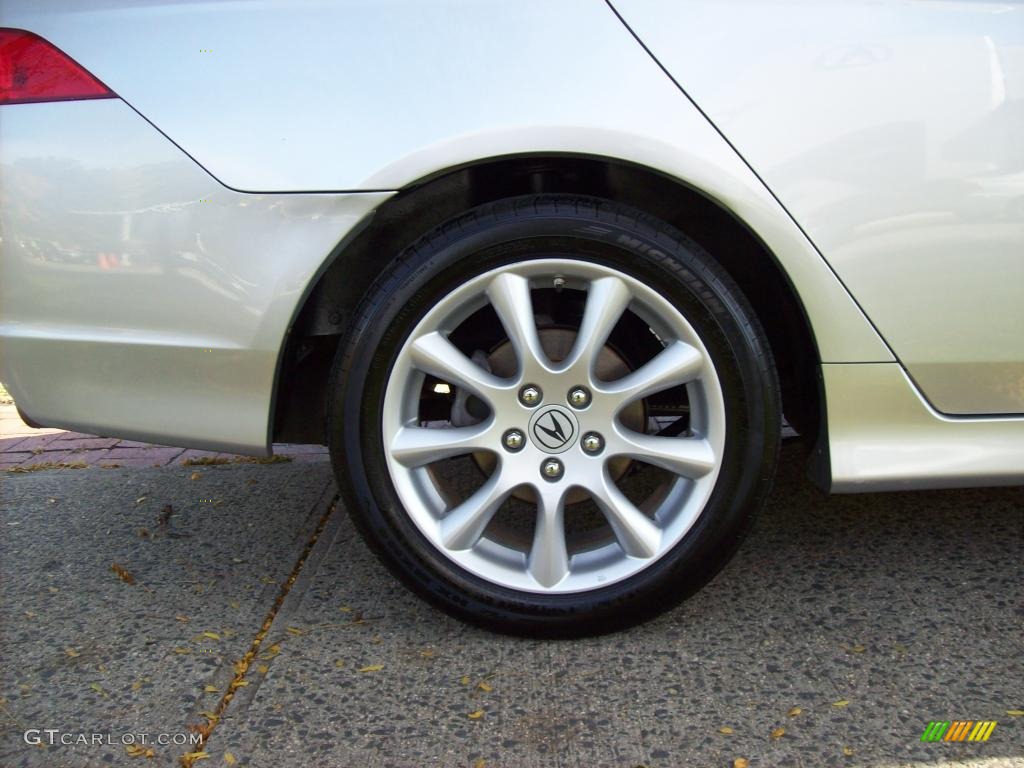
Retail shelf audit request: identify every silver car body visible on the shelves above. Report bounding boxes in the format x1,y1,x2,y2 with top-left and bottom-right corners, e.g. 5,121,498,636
1,0,1021,491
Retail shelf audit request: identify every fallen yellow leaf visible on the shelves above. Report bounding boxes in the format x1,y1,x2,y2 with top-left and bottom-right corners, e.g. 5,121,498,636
173,647,192,655
733,759,749,768
1007,710,1024,717
286,627,305,636
788,706,802,717
230,680,248,688
64,647,80,658
201,632,221,641
832,700,850,708
89,683,110,698
182,752,209,762
468,710,485,720
131,680,143,691
190,472,201,481
420,649,436,658
849,644,865,653
339,606,353,613
258,664,269,674
771,727,785,740
460,675,471,685
843,746,855,756
224,753,237,766
358,664,383,673
261,644,281,659
333,660,345,669
718,726,734,735
111,563,136,585
478,681,493,693
125,743,154,758
204,685,218,693
473,760,486,768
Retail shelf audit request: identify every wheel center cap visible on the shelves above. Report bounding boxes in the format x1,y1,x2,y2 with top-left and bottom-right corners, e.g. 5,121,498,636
528,405,578,454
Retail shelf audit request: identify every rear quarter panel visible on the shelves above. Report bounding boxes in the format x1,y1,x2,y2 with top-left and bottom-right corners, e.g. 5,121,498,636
613,0,1024,415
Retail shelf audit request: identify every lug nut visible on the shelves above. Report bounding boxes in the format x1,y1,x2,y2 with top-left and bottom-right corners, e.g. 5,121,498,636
568,387,591,409
581,432,604,454
541,458,564,481
503,429,525,452
519,385,542,407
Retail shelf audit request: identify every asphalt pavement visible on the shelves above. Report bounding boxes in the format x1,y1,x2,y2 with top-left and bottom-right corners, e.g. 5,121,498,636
1,446,1021,768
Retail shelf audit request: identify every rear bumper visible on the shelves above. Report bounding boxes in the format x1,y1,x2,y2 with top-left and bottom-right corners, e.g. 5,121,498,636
824,363,1024,492
0,99,389,452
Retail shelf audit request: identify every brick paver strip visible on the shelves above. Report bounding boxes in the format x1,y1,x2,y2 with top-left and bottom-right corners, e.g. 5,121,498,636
0,403,327,467
0,453,33,467
19,449,78,463
5,433,65,453
52,437,120,450
104,447,185,460
0,437,28,452
61,449,116,466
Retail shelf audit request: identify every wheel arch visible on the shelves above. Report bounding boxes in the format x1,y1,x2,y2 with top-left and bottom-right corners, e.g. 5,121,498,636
271,154,823,455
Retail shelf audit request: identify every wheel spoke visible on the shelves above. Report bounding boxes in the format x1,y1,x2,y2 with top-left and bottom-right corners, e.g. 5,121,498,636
390,423,493,468
591,471,661,558
562,276,632,373
441,468,513,550
410,331,506,401
599,340,703,405
527,487,570,588
486,273,548,377
612,430,715,480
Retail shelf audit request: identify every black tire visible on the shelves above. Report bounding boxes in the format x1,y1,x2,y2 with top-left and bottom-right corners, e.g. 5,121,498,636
328,195,780,636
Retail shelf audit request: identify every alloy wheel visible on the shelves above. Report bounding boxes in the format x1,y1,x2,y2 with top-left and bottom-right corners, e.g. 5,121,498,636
381,259,726,593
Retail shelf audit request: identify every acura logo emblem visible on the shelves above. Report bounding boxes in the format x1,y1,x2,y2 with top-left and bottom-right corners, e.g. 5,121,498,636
529,406,578,454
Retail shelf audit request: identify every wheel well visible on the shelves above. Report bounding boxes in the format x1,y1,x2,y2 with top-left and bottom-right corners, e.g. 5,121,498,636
272,155,821,447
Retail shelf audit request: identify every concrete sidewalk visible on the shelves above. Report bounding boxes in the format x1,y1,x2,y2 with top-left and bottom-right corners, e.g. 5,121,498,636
0,461,334,768
0,402,328,470
0,445,1021,768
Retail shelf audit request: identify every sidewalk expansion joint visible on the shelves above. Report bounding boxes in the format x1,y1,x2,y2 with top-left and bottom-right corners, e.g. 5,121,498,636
180,495,339,767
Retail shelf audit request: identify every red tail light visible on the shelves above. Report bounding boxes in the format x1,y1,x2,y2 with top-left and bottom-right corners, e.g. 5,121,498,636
0,28,115,105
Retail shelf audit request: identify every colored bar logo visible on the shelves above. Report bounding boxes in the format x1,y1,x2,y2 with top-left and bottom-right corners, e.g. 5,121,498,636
921,721,997,742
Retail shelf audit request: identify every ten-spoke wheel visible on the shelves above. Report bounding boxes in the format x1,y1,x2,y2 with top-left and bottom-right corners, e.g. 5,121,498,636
329,196,779,635
382,260,724,593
